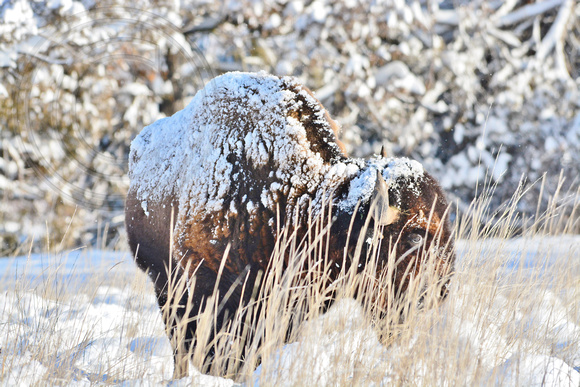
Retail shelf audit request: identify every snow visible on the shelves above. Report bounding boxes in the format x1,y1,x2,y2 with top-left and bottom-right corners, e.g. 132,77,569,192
492,354,579,386
340,157,424,211
375,61,425,95
129,71,341,215
0,1,578,383
129,72,428,244
1,235,578,385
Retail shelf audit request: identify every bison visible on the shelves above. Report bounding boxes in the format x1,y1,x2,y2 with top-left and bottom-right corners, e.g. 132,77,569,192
125,71,454,378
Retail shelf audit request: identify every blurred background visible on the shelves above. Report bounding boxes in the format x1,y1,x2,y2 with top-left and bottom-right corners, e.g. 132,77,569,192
1,0,579,255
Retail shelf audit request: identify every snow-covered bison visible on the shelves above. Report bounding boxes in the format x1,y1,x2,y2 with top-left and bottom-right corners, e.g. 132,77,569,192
125,72,454,377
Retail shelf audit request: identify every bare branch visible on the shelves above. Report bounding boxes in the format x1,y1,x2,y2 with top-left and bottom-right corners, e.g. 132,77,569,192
18,50,72,66
183,16,225,35
536,0,574,62
495,0,564,28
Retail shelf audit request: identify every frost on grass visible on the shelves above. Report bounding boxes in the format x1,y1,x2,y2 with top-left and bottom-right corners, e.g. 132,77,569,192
253,236,580,386
0,235,579,385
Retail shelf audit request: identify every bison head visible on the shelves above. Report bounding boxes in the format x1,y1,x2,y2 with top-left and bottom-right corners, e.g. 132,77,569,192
335,156,454,308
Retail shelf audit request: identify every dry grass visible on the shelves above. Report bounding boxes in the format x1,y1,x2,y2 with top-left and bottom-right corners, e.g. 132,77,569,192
1,178,579,385
0,248,172,384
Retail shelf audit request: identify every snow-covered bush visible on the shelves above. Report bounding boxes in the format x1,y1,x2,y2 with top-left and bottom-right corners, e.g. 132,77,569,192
1,0,579,253
0,1,213,252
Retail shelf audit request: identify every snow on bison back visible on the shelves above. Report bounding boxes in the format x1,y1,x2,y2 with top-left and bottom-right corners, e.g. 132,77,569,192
125,71,454,378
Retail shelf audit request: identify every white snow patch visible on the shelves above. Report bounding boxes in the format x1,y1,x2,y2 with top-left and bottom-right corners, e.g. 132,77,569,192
141,200,149,217
492,354,580,386
1,236,579,385
340,157,425,211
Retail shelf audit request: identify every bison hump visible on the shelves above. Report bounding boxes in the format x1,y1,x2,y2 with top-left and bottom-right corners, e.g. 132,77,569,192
128,72,353,245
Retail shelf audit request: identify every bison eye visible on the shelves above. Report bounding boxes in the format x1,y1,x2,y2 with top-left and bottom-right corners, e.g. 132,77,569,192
407,232,423,245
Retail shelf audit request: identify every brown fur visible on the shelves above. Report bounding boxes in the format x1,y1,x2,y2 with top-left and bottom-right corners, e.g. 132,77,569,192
125,73,454,378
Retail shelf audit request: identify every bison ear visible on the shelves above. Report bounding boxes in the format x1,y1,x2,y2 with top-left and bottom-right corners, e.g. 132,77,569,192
371,173,400,226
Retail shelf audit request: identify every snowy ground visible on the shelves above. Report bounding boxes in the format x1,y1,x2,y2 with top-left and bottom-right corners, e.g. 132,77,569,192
1,236,579,386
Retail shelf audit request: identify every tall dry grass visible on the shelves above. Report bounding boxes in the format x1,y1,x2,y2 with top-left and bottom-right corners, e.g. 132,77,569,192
1,175,579,385
163,175,579,385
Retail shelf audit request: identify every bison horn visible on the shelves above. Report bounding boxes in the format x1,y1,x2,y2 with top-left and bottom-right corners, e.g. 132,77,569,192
380,145,387,158
371,173,400,226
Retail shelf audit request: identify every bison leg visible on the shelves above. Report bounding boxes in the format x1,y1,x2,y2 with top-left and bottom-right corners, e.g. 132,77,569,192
161,267,198,377
156,264,193,379
126,195,195,379
163,262,221,378
132,248,194,379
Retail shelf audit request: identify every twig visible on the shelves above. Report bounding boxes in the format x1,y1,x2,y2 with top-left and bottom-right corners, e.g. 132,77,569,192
314,80,339,102
513,17,535,36
183,16,225,35
487,25,521,47
495,0,564,28
494,0,521,19
536,0,574,62
434,9,459,26
554,31,570,79
18,50,72,66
